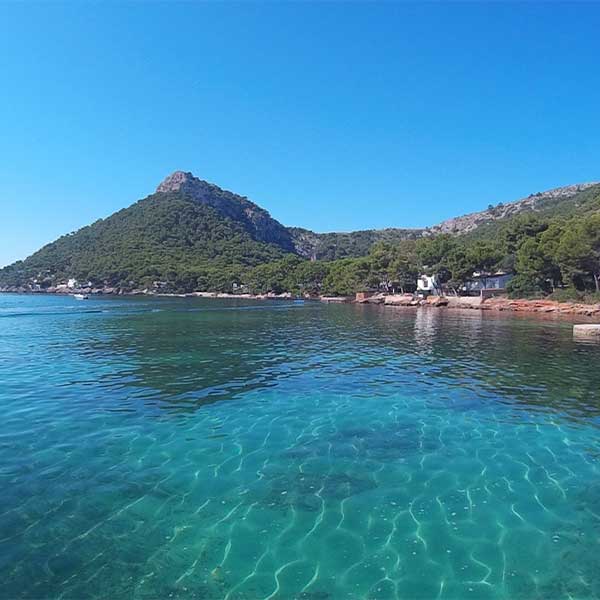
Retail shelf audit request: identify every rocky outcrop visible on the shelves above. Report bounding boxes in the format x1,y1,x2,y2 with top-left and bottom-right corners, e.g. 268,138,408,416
287,228,322,259
156,171,295,251
483,298,600,316
429,183,599,235
378,294,600,318
383,294,448,307
384,294,420,306
355,292,386,304
446,296,483,309
426,295,449,307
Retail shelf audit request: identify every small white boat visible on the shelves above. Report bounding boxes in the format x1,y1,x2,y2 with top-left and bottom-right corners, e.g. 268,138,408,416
73,293,89,300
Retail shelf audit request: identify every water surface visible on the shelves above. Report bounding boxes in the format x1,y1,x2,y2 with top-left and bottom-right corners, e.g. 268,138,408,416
1,294,600,599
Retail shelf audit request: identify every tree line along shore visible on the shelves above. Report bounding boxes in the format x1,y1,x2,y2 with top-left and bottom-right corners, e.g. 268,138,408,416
3,209,600,305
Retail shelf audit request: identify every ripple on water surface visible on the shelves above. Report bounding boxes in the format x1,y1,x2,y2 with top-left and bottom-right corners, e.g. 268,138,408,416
1,294,600,599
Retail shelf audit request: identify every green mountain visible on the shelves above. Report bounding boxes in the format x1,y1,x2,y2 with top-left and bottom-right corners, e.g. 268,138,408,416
155,171,296,252
0,188,289,291
0,171,423,291
1,171,599,295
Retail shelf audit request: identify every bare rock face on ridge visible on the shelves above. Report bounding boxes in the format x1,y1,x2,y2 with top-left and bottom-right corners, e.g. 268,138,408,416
430,182,599,235
156,171,295,251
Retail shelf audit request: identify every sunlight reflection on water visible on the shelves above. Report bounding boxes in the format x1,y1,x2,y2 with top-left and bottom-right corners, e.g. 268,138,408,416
1,294,600,599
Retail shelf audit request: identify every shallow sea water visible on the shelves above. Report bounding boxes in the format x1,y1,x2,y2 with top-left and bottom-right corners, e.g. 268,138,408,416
1,293,600,599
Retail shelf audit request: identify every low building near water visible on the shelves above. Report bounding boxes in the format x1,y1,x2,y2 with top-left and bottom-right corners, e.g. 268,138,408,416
417,274,442,296
464,271,514,296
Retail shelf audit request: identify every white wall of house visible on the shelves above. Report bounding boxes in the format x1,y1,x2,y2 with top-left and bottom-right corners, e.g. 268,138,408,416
417,274,438,292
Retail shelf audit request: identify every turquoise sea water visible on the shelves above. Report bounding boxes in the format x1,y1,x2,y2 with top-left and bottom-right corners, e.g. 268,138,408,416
1,293,600,600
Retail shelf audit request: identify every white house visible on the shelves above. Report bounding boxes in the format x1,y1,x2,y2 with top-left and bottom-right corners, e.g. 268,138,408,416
67,278,78,289
417,274,441,296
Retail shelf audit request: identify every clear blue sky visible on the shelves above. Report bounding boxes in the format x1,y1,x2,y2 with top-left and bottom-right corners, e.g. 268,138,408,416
1,2,599,267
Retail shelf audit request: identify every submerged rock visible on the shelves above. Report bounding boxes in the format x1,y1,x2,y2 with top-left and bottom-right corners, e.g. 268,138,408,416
574,324,600,339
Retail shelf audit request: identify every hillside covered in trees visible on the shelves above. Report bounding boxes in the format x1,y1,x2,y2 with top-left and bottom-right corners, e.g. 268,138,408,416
1,172,599,301
0,191,288,292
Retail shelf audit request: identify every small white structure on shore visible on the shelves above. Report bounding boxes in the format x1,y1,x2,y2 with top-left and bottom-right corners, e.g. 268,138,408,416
417,274,440,296
67,278,78,289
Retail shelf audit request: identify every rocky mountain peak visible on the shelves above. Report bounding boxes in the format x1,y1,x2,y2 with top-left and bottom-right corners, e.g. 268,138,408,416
155,170,295,252
156,171,204,193
156,171,226,206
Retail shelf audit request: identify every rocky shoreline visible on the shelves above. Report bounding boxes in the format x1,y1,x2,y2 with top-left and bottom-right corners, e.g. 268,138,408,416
2,287,599,318
355,292,600,317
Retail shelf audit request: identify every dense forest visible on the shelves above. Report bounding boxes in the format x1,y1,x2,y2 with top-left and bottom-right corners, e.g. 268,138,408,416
0,193,288,292
1,180,600,302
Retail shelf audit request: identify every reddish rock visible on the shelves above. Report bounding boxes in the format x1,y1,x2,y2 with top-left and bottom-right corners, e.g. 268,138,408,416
384,294,415,306
483,297,600,317
356,292,386,304
426,296,449,307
